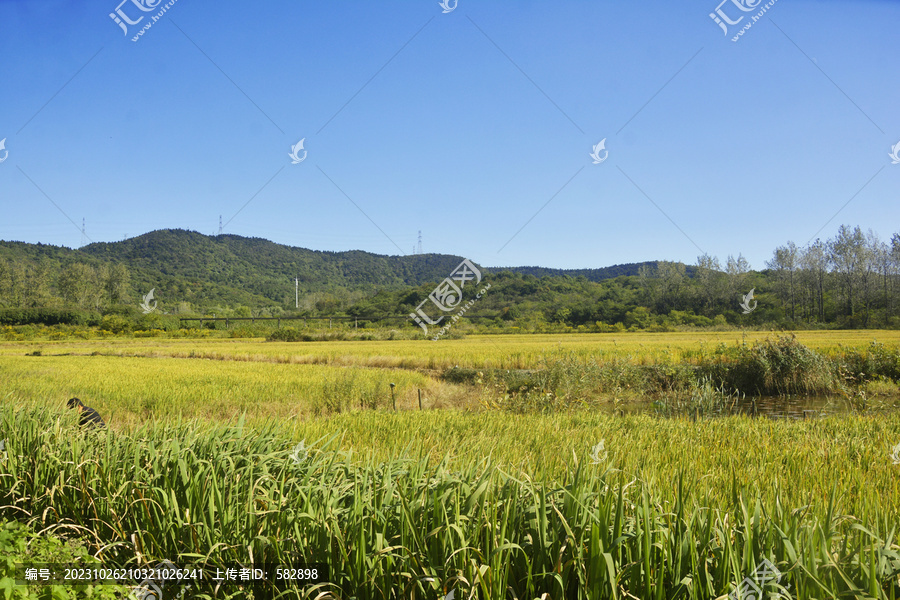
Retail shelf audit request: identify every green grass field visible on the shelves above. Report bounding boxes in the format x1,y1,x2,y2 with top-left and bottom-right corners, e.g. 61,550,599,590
1,331,899,599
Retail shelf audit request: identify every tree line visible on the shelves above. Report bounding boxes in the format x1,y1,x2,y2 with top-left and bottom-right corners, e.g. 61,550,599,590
0,224,898,330
638,225,899,328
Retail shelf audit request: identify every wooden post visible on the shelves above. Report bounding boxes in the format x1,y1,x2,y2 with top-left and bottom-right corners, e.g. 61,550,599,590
390,383,396,411
418,388,422,410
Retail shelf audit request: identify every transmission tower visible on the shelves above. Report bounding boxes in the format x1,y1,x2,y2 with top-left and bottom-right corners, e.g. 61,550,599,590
80,218,87,246
218,215,223,236
417,230,422,254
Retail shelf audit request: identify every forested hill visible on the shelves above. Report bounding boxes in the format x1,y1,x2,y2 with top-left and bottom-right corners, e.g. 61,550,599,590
2,225,899,329
498,263,683,281
80,230,472,290
0,229,471,308
0,229,647,310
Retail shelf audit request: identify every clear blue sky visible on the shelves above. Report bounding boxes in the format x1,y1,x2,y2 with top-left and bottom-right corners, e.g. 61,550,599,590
1,0,897,270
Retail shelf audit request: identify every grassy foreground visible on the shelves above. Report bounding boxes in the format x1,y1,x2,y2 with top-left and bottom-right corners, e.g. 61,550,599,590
1,408,899,599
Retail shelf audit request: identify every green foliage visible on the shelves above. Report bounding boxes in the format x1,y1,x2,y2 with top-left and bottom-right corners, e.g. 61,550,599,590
3,226,900,330
99,315,131,334
472,338,899,411
0,309,99,327
0,521,127,599
703,335,839,396
838,340,900,383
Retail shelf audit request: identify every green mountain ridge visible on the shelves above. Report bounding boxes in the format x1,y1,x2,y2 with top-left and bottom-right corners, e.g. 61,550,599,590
0,229,652,312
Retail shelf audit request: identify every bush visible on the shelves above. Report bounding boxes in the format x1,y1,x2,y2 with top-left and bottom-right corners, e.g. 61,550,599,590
267,327,306,342
837,341,900,384
100,314,132,334
0,520,127,598
0,308,99,327
701,335,837,396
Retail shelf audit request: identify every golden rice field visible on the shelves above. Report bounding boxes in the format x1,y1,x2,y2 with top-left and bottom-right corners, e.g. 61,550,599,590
1,331,899,598
2,329,898,371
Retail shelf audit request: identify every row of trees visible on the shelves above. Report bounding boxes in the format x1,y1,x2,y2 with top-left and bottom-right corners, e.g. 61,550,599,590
766,226,900,326
635,226,900,327
0,260,129,311
637,254,754,318
1,224,898,329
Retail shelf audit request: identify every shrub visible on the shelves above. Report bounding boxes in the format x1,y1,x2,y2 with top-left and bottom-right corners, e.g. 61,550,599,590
100,314,132,334
701,335,837,396
0,308,99,327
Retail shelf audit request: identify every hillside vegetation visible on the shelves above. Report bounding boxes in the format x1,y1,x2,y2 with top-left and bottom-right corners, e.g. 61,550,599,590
1,225,898,332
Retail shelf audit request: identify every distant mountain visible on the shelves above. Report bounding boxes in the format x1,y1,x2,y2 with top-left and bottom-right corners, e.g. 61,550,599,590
493,263,659,282
0,229,670,310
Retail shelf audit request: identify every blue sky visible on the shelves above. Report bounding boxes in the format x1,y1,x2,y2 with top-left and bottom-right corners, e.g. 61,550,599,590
1,0,897,270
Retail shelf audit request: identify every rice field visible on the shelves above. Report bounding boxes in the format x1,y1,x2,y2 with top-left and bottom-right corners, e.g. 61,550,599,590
3,330,898,371
1,332,899,599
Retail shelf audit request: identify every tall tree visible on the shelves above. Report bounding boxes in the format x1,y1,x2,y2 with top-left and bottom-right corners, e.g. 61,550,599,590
800,240,828,322
695,254,722,315
657,261,687,313
828,225,867,320
725,253,751,313
58,263,99,309
766,242,798,320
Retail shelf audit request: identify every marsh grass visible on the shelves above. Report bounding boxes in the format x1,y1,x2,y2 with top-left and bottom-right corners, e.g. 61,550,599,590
470,337,899,412
702,335,839,396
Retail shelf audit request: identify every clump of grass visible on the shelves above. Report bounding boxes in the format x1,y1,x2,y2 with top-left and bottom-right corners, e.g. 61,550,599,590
652,377,742,418
838,340,900,385
703,334,839,396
